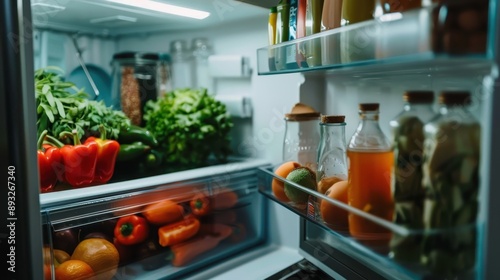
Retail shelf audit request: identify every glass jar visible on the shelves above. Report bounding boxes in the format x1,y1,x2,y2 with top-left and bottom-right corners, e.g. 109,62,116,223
191,38,213,92
282,103,321,171
111,52,160,126
390,90,435,202
315,115,349,230
170,40,193,90
317,115,348,194
347,103,394,250
159,53,173,97
389,90,434,262
421,91,480,276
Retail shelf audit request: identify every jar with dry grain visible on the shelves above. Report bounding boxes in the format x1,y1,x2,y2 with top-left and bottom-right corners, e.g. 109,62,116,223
111,52,160,126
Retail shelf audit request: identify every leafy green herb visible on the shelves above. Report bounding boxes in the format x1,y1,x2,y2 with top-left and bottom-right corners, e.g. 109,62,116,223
35,67,131,141
144,88,233,165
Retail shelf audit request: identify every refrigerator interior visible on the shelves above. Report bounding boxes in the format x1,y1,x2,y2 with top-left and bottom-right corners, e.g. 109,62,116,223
2,0,499,279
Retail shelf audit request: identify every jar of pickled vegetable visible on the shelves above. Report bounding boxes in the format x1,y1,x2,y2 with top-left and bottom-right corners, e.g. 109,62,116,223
420,91,480,277
389,90,434,262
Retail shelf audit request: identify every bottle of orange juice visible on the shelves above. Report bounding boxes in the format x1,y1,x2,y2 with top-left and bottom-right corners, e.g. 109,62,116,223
347,103,394,249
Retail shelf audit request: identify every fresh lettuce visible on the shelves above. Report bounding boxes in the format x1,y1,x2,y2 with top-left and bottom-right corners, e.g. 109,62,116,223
144,88,233,165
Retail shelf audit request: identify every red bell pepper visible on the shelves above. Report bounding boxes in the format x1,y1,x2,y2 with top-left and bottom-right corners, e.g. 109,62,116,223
37,130,62,193
158,215,200,247
114,214,150,245
60,130,98,188
190,193,211,216
84,126,120,185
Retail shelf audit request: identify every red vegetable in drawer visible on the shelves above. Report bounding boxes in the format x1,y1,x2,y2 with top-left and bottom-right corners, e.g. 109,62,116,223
211,187,239,210
169,223,233,267
114,214,150,245
158,216,200,247
190,193,211,216
142,200,185,226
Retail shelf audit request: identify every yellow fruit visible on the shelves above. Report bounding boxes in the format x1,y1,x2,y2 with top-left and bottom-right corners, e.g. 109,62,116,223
320,180,349,231
55,259,95,280
272,161,301,202
71,238,119,280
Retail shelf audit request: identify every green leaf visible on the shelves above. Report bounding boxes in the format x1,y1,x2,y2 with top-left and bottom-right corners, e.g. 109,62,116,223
42,84,50,94
40,103,55,123
54,98,66,118
45,90,56,108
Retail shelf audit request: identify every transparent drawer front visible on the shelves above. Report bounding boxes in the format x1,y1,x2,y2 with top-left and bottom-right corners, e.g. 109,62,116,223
42,170,264,280
258,165,481,280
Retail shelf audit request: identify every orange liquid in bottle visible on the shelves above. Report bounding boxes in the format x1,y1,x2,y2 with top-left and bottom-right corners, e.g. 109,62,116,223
347,149,394,241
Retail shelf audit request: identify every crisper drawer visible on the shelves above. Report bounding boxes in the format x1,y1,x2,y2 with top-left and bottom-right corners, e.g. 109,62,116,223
258,165,481,280
41,168,266,280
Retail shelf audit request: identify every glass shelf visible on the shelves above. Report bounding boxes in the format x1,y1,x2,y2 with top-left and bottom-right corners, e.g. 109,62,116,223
258,165,481,280
257,4,491,76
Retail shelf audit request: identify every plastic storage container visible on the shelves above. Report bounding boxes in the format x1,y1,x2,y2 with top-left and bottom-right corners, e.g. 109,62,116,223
111,52,160,126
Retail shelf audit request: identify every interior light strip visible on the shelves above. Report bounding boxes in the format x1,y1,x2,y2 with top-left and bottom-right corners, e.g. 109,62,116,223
106,0,210,20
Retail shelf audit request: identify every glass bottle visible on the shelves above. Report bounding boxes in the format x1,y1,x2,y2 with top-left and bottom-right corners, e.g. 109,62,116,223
381,0,422,13
341,0,375,26
275,0,290,70
268,6,278,71
340,0,377,64
347,103,394,247
389,91,434,262
421,91,480,276
303,0,324,67
315,115,349,229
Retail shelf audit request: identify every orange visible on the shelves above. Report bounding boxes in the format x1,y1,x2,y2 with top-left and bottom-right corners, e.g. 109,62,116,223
71,238,119,280
272,161,301,202
320,180,349,232
317,176,344,194
55,259,95,280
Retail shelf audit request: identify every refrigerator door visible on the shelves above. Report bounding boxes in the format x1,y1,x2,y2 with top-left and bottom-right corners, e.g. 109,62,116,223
1,1,45,279
256,1,500,279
